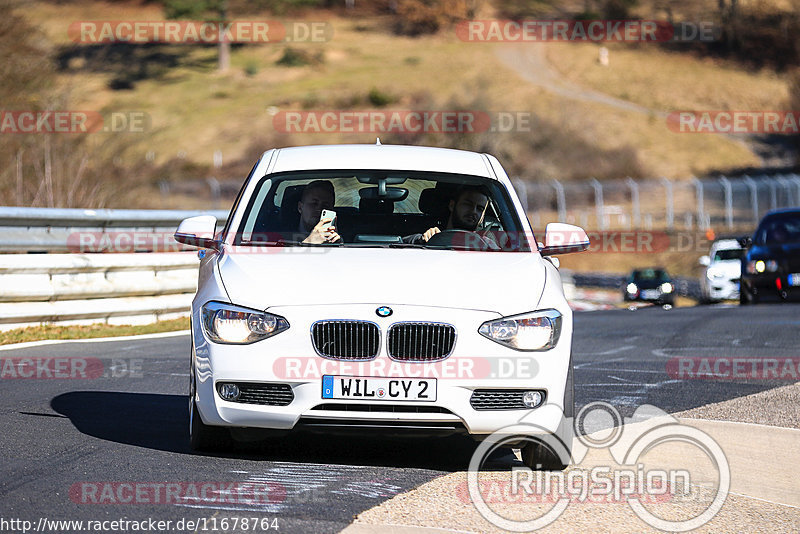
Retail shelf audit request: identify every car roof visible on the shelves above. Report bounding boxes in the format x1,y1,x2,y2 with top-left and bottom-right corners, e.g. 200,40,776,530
710,238,742,250
268,144,495,177
763,208,800,218
632,268,668,275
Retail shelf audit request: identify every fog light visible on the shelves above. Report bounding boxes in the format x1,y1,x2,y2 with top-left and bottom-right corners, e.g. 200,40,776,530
522,390,543,408
218,383,240,401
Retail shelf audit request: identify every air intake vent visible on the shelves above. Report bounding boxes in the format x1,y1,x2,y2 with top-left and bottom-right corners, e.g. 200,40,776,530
470,389,546,410
217,382,294,406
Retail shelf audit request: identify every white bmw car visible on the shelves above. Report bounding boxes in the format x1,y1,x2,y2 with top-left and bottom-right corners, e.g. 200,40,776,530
175,144,589,469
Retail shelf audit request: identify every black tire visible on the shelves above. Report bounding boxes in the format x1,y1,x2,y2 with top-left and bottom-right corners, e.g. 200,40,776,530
189,356,232,452
521,354,573,471
740,284,757,305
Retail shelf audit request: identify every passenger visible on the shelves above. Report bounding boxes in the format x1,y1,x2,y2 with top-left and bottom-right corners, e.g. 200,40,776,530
404,185,490,244
297,180,341,244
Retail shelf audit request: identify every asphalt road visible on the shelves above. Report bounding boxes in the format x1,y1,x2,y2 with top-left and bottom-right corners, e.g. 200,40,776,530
1,303,798,533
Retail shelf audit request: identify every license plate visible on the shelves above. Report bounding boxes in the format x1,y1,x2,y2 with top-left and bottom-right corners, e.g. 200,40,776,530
642,289,660,299
322,376,437,402
789,274,800,286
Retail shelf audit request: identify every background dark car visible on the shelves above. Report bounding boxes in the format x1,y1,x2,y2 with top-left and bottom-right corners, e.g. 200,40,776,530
623,268,675,306
740,208,800,305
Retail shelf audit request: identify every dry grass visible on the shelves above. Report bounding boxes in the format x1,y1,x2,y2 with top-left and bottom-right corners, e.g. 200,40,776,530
13,1,788,198
0,317,189,346
545,42,789,112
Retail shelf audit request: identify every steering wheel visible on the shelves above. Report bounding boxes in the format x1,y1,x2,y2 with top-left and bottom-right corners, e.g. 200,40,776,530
425,229,498,250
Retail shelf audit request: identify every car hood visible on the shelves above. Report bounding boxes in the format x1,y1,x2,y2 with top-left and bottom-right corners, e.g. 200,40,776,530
749,243,800,259
708,260,741,276
216,247,547,315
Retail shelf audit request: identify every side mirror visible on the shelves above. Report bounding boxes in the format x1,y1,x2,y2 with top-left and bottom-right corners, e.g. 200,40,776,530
738,236,753,248
539,223,590,256
174,216,220,250
699,255,711,266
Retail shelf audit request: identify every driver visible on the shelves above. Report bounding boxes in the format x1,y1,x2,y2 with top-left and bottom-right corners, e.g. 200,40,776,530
297,180,341,244
404,185,490,244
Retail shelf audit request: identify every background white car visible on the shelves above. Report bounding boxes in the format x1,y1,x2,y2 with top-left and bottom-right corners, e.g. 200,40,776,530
175,144,589,470
700,239,744,302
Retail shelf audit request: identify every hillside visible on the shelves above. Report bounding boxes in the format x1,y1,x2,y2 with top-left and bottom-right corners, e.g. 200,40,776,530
1,0,792,208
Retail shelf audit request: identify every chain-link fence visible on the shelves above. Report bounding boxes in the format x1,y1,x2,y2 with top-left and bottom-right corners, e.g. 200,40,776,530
518,174,800,232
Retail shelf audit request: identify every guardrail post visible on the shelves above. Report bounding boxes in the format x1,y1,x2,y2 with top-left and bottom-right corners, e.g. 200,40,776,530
661,177,674,230
719,175,733,229
692,176,705,230
790,174,800,207
590,178,605,230
776,175,793,207
743,175,758,223
769,178,778,211
552,180,566,222
626,177,640,229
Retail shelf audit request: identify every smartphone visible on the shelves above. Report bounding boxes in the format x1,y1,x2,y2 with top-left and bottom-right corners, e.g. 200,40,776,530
319,209,337,230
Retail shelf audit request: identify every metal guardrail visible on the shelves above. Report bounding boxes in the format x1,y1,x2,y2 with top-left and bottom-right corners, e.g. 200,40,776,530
0,207,704,331
0,253,199,331
0,207,229,253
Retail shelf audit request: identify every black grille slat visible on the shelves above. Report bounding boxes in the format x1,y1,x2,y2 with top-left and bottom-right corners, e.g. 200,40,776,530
312,320,379,360
470,389,546,410
387,323,455,361
217,382,294,406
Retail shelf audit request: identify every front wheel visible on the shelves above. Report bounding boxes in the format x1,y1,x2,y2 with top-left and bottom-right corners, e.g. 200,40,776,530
521,355,573,471
189,357,231,452
740,284,758,305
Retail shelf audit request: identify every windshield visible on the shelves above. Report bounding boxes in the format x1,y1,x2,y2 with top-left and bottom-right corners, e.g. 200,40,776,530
233,171,532,252
631,269,670,282
755,215,800,245
713,248,743,261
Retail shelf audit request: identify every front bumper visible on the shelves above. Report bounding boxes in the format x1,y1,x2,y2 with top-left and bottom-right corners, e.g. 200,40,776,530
704,277,740,300
191,303,572,437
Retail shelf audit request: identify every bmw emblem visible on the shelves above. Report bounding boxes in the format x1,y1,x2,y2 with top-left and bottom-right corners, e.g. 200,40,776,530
376,306,393,318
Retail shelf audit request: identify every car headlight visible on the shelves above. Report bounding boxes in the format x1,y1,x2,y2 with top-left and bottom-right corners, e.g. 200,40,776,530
201,301,289,344
478,309,562,351
626,283,638,294
660,282,674,293
746,260,778,274
706,268,724,280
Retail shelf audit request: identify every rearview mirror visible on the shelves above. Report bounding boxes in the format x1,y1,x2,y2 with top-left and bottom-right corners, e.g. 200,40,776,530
174,215,220,250
539,223,590,256
699,255,711,266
